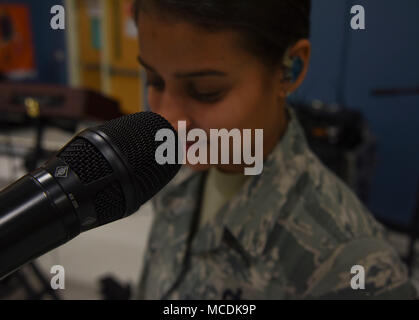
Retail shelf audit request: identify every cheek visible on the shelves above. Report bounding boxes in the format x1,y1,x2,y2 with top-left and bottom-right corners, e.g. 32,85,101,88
238,79,278,127
206,82,274,131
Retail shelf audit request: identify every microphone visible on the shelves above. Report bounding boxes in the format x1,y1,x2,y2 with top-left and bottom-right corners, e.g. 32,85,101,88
0,112,181,279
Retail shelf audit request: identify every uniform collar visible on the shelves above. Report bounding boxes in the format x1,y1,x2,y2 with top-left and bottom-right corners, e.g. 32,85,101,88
190,107,311,257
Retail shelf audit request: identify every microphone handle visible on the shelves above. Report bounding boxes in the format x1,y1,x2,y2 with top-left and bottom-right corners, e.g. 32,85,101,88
0,171,80,279
0,128,143,279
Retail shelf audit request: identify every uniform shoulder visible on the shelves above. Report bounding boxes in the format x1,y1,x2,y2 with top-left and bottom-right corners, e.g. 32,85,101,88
263,151,415,299
284,149,386,244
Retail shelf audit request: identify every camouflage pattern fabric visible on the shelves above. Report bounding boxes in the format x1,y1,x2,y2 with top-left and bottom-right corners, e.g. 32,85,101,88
137,108,416,300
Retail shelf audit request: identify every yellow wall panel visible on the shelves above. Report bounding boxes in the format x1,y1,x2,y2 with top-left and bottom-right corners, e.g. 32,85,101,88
76,0,103,90
70,0,144,113
80,69,102,93
110,75,142,114
108,0,140,69
105,0,143,114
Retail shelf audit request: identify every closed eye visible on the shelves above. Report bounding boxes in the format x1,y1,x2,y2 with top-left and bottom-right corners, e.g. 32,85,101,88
146,74,165,91
188,87,226,103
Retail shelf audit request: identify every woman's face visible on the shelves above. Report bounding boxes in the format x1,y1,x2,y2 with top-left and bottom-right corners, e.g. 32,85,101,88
137,11,289,173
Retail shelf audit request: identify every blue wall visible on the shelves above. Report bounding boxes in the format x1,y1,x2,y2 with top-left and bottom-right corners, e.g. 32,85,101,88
295,0,419,226
3,0,68,84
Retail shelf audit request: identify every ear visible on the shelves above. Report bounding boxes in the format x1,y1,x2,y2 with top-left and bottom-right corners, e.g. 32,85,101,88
278,39,311,98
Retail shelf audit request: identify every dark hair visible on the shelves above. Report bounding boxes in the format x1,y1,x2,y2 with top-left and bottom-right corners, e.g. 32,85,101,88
134,0,311,68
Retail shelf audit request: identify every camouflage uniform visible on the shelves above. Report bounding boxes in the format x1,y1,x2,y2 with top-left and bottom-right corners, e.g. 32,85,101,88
137,108,416,300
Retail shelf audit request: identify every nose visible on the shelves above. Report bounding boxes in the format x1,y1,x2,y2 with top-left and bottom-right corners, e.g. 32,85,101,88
150,90,192,132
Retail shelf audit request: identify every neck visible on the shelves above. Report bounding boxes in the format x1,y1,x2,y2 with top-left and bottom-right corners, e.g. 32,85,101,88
263,101,289,160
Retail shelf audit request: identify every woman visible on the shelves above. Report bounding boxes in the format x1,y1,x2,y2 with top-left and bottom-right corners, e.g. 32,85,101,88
134,0,415,299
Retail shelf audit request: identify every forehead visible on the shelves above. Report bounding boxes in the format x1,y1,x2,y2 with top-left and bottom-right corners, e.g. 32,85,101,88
137,11,251,73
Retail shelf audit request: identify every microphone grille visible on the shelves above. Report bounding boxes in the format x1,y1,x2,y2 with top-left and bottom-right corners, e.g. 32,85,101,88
58,138,113,184
58,139,127,225
98,111,181,205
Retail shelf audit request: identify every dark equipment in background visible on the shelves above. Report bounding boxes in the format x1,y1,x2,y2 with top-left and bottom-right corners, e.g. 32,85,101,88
0,84,124,300
370,86,419,274
0,83,124,170
406,180,419,275
0,83,123,123
0,11,14,43
0,83,123,168
0,263,59,300
293,101,419,274
100,276,132,300
0,73,7,82
293,101,377,205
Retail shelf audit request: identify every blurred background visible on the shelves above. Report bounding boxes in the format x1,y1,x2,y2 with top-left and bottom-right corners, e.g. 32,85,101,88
0,0,418,299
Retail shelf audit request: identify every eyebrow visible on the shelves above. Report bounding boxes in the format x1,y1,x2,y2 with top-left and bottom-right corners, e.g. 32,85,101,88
137,56,227,78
